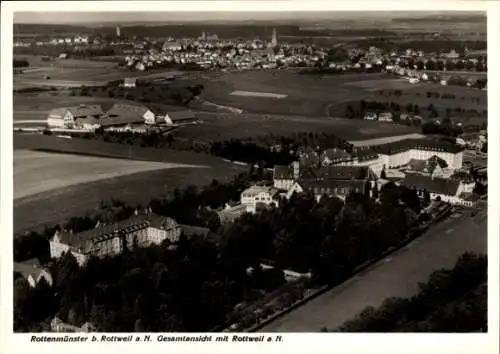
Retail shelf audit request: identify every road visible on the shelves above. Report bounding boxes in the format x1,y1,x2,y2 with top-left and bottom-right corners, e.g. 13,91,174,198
260,208,487,332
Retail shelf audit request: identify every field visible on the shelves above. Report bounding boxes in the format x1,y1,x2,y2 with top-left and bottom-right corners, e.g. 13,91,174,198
193,71,392,117
185,70,487,123
14,150,206,200
14,55,186,89
13,135,246,233
174,111,419,142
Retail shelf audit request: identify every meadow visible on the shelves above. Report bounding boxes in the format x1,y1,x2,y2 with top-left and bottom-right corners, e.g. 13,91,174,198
174,111,419,142
193,71,389,117
13,135,246,233
14,150,206,200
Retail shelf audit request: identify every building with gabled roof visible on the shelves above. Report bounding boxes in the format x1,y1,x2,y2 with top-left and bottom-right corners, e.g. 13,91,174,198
163,110,198,126
49,212,182,266
103,103,162,126
241,185,280,213
47,104,104,128
401,173,476,206
14,258,53,288
405,155,450,178
216,202,247,225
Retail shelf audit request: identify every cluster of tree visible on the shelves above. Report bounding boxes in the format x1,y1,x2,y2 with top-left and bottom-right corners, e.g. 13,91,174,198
14,175,426,332
421,119,463,137
209,139,295,168
13,58,29,68
356,39,486,55
74,83,200,106
14,231,288,332
148,172,259,230
336,252,487,332
219,185,422,285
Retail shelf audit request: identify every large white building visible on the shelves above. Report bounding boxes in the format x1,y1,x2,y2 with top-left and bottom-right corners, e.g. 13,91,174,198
49,212,182,266
240,185,280,213
351,138,464,171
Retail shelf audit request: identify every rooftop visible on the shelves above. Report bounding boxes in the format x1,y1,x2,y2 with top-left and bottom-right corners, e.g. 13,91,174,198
52,213,179,253
401,174,460,196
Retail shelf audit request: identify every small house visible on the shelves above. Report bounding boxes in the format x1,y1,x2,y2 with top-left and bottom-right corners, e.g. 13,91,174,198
123,77,137,88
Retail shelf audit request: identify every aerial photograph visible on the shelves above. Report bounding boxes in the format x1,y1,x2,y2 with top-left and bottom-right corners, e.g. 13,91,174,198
12,10,487,333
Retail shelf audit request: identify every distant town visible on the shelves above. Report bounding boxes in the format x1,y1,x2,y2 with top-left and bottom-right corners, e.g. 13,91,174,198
12,12,487,335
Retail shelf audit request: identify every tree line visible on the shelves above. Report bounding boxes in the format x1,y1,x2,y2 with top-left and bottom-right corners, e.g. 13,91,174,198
335,252,487,332
14,172,428,332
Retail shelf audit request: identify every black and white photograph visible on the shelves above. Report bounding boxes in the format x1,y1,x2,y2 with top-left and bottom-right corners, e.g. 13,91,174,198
1,1,497,349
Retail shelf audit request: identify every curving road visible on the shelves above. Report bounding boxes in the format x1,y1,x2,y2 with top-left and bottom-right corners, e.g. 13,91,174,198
260,207,487,332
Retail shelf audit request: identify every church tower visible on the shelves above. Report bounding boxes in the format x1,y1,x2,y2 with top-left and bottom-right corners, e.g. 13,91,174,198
271,28,278,47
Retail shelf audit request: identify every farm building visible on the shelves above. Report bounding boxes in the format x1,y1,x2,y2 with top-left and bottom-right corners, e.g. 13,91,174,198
49,212,183,266
123,77,137,88
14,258,53,288
163,110,198,125
102,103,162,127
47,105,104,128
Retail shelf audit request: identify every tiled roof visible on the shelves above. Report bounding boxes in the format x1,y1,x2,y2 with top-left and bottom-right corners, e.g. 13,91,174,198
373,138,464,155
14,259,50,283
48,105,104,119
401,174,460,196
75,116,100,125
321,148,351,161
297,179,367,195
242,186,280,198
273,165,294,180
179,224,211,238
53,214,179,252
299,166,374,181
167,110,197,121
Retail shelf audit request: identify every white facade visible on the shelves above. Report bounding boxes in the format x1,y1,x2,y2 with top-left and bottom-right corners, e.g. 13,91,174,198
142,110,157,125
49,220,181,267
241,186,279,213
47,111,74,128
380,149,463,171
354,157,384,178
273,178,295,191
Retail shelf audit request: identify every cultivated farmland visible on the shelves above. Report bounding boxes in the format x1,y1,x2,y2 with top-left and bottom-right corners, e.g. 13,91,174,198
14,150,206,200
174,111,419,142
13,135,246,233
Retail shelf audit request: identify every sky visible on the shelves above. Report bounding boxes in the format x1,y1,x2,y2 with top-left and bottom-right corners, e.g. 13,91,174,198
14,11,482,25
